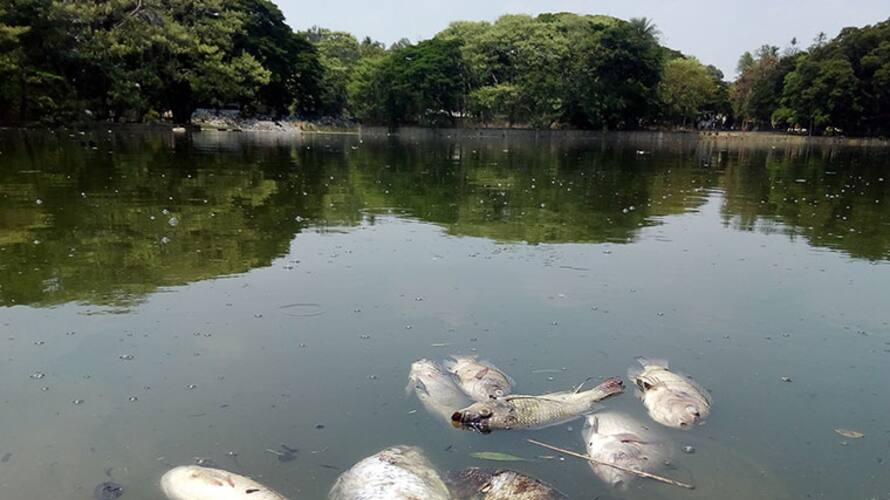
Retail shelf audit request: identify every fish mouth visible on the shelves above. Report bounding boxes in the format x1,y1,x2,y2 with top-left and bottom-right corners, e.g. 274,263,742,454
598,377,625,397
451,411,491,434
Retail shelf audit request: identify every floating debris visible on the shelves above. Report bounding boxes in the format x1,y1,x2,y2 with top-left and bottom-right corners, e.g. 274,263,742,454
93,481,124,500
469,452,527,462
266,445,298,463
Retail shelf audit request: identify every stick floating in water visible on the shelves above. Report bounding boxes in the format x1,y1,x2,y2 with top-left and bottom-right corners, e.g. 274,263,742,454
526,438,695,490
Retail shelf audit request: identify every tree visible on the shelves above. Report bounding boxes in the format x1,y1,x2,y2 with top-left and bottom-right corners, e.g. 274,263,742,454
629,17,660,40
773,18,889,134
234,0,322,117
731,44,795,129
303,27,364,117
0,7,29,123
659,57,717,126
569,18,664,129
348,37,467,127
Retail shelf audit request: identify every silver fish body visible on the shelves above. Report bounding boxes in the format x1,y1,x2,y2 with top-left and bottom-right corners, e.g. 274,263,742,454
444,355,515,401
583,412,669,488
451,378,624,432
329,445,450,500
160,465,288,500
628,357,711,429
447,468,567,500
408,359,474,422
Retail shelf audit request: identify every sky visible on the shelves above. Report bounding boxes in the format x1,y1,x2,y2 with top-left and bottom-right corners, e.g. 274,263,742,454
280,0,890,78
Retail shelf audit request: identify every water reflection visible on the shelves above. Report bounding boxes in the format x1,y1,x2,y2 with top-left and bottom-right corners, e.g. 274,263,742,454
0,129,888,308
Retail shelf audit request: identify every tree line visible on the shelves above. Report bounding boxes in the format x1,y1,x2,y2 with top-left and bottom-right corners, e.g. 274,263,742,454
1,1,888,135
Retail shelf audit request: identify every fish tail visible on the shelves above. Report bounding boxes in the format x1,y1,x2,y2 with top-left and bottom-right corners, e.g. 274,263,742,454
635,356,669,369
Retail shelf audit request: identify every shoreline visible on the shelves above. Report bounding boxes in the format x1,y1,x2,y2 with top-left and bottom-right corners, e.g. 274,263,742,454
4,124,888,148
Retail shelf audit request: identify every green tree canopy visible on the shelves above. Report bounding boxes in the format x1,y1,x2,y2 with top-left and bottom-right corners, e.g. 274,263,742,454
659,57,718,126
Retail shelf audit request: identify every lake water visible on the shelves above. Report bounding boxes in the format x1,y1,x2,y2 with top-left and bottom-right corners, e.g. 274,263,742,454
0,129,889,500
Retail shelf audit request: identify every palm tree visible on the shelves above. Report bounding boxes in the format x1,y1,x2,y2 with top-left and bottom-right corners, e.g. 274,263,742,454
629,17,661,40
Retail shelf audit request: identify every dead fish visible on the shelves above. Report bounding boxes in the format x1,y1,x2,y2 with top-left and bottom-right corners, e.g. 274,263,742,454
452,378,624,433
444,355,515,401
161,465,287,500
447,468,567,499
628,357,711,429
408,359,474,422
329,445,450,500
583,412,670,488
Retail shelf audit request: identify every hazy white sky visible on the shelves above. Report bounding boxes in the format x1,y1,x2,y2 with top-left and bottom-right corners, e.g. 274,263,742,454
279,0,889,78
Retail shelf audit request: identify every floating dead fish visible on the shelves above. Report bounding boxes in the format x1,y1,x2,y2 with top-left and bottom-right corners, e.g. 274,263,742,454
329,445,450,500
452,378,624,433
583,412,670,488
834,428,864,439
628,357,711,429
161,465,287,500
447,468,567,499
408,359,473,423
469,452,526,462
444,355,515,401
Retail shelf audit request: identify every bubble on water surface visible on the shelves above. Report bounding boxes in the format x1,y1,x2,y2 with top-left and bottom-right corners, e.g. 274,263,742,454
30,372,45,380
167,216,179,227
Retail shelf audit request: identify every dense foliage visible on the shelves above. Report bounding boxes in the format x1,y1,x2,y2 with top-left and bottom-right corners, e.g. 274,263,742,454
1,1,888,134
0,0,320,123
733,18,890,135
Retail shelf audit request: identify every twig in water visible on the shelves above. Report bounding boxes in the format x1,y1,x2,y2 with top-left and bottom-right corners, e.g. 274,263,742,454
526,439,694,490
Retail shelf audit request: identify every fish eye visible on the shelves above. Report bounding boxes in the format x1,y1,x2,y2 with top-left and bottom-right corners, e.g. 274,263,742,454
479,407,492,418
493,389,504,397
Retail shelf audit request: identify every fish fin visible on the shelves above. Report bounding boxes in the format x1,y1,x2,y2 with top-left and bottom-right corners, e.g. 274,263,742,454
585,415,600,434
442,355,470,373
635,356,670,369
408,378,429,397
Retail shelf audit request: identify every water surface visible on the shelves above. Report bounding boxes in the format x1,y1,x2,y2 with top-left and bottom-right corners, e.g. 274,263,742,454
0,129,889,499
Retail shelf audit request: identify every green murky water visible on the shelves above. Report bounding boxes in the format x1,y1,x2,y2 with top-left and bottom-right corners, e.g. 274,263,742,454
0,129,889,499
